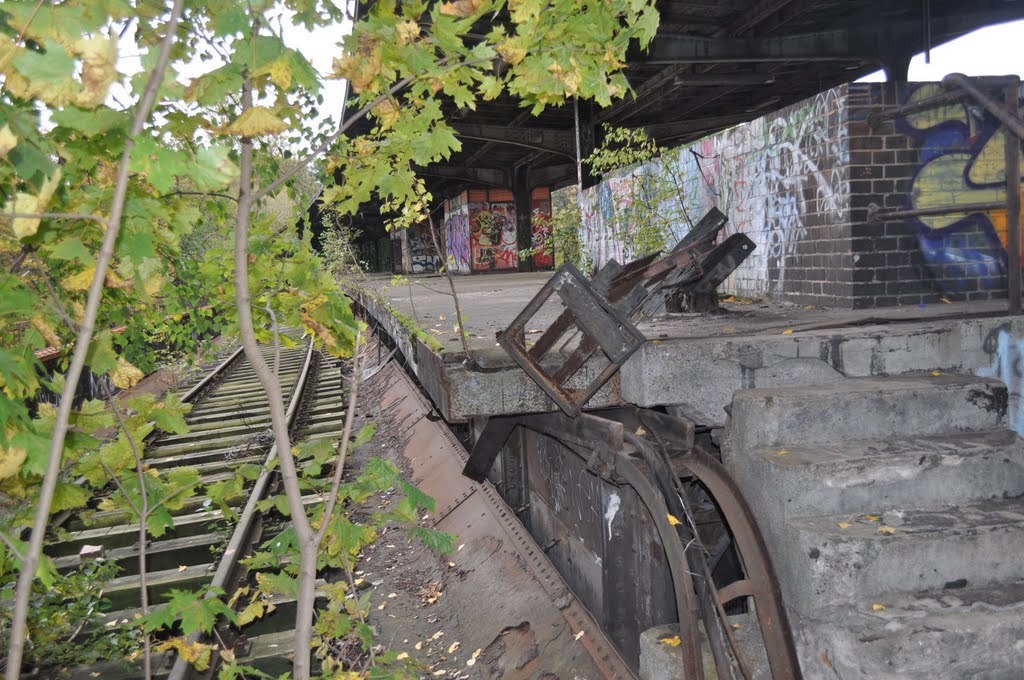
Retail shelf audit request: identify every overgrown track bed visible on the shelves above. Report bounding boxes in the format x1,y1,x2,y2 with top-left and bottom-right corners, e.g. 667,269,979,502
41,332,351,679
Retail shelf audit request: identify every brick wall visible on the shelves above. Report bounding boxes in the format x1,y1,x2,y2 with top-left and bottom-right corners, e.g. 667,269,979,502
579,81,1022,308
847,82,1017,308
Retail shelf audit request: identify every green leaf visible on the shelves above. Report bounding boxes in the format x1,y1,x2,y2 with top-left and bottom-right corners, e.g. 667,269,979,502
150,394,191,434
150,589,237,633
352,422,377,449
255,570,298,597
47,237,96,265
52,482,91,512
51,106,129,137
84,330,118,375
191,145,240,191
12,38,75,85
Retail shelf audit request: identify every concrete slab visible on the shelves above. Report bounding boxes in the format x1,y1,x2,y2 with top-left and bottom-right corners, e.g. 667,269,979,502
360,272,1024,425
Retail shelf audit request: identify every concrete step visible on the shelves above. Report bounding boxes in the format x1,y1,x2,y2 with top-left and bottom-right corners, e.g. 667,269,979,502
732,430,1024,529
798,581,1024,680
726,374,1008,452
779,497,1024,616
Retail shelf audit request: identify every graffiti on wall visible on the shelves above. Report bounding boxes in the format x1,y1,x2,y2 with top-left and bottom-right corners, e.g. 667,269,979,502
407,223,441,273
978,323,1024,435
579,87,850,297
443,195,471,273
898,83,1024,290
531,193,554,269
470,200,518,271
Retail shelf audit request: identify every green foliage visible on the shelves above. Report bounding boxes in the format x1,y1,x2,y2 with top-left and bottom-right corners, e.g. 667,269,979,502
584,124,689,260
0,561,141,670
0,0,656,675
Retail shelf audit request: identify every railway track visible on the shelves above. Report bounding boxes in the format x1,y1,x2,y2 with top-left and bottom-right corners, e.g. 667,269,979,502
25,324,636,680
33,331,351,679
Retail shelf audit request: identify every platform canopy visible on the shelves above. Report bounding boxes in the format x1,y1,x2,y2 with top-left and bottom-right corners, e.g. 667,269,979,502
331,0,1024,242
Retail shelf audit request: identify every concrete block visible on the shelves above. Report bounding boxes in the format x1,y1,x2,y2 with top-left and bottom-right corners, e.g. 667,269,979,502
639,616,771,680
726,375,1008,453
780,497,1024,615
735,430,1024,526
796,582,1024,680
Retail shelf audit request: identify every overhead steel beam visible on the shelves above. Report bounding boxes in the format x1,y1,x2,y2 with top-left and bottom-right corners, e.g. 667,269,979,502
647,9,1024,64
453,123,576,159
419,165,508,188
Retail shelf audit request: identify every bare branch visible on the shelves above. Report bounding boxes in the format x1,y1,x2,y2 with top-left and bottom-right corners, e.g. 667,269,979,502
5,2,187,677
427,214,473,362
158,190,239,203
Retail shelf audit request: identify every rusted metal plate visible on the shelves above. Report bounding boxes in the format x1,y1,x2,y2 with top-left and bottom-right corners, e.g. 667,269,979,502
377,362,636,679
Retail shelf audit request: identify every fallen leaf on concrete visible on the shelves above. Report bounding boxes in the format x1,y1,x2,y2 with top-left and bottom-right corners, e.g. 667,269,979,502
775,449,789,456
931,371,942,376
660,635,682,647
864,515,881,522
397,652,409,660
782,329,794,335
872,603,886,611
666,514,682,526
821,652,834,669
431,630,445,640
420,582,444,605
574,630,586,641
378,603,386,610
415,641,423,650
448,641,461,653
837,522,851,529
722,327,734,332
388,592,397,598
877,526,897,535
940,298,952,304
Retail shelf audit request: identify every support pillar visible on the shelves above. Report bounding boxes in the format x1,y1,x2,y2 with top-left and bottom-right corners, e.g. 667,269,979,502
514,167,535,272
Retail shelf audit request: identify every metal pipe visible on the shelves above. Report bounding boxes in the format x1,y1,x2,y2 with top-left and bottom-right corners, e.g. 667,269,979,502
943,73,1024,140
1005,79,1022,315
869,200,1006,223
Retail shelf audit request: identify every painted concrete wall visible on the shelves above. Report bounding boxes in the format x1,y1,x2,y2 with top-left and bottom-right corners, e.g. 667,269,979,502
580,86,851,304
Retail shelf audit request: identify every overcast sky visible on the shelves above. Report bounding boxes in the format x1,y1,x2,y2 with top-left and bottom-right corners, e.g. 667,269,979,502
857,18,1024,82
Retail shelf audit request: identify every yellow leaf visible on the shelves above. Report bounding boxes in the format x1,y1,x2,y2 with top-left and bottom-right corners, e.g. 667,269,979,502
872,603,886,611
219,647,236,663
177,565,187,572
878,526,897,535
104,269,132,289
837,522,851,529
940,297,952,304
660,635,682,647
63,266,97,292
396,652,409,660
666,513,682,526
438,0,482,17
0,440,26,481
414,641,423,650
97,498,117,511
0,124,16,158
373,99,400,130
775,449,789,456
112,357,144,389
496,38,527,65
782,329,794,335
864,515,881,522
224,106,289,137
447,641,460,653
74,36,118,108
722,327,734,332
721,296,736,302
5,168,61,240
931,371,942,377
396,19,420,45
31,316,61,348
253,58,292,90
156,638,211,671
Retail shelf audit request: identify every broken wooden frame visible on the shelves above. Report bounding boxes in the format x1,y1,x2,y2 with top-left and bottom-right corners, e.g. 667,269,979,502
497,207,754,416
463,409,802,680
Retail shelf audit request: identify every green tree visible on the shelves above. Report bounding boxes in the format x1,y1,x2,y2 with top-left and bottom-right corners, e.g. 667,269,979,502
0,0,659,678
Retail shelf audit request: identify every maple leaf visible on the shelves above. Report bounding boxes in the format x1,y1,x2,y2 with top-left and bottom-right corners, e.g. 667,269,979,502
224,106,289,137
438,0,482,17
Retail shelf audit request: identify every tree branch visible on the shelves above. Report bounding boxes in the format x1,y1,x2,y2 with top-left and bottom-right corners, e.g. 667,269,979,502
158,190,239,203
5,2,186,677
313,329,363,548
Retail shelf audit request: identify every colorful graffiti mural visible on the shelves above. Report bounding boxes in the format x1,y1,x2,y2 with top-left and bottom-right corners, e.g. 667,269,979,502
531,188,554,269
469,190,518,271
898,83,1024,290
442,194,471,274
579,87,849,298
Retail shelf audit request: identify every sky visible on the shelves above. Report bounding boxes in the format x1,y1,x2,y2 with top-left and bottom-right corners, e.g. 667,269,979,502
857,18,1024,82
